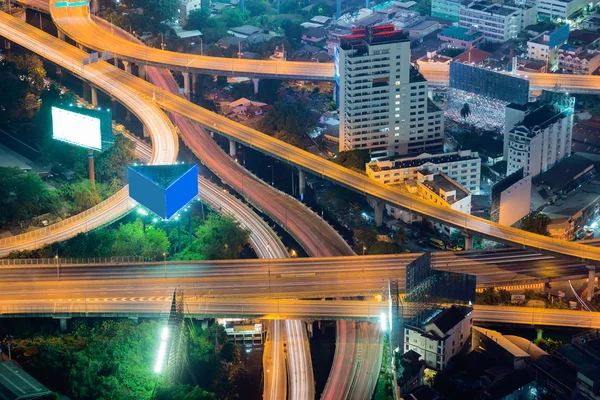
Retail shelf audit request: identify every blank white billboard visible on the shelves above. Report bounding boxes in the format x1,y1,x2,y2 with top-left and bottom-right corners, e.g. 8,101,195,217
51,106,102,151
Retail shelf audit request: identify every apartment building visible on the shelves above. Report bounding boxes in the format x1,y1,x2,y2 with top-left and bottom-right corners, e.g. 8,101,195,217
536,0,589,20
459,0,537,42
337,25,444,158
365,150,481,192
431,0,464,21
405,306,473,370
504,91,574,177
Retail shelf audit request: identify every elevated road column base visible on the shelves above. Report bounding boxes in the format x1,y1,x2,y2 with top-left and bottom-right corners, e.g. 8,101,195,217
588,265,596,301
372,198,384,227
143,124,150,138
229,139,236,158
299,169,306,201
54,317,70,332
57,31,65,41
122,60,132,74
464,233,473,251
113,57,119,67
77,43,84,50
191,72,197,93
91,86,98,108
252,78,260,94
4,39,10,50
138,64,146,80
182,71,191,99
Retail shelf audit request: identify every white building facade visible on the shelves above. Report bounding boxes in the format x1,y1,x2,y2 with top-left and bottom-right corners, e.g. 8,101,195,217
405,307,473,370
459,0,537,43
505,92,574,177
366,150,481,192
536,0,589,20
337,25,444,158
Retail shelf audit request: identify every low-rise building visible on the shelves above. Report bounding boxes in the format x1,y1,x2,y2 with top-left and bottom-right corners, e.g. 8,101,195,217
558,47,600,75
556,330,600,399
366,150,481,192
459,0,537,43
472,326,530,370
302,27,328,43
179,0,202,25
408,20,441,40
431,0,464,21
404,306,473,370
228,25,262,38
527,28,569,71
537,0,589,20
386,170,472,234
582,14,600,31
392,10,423,30
438,26,484,50
491,169,532,227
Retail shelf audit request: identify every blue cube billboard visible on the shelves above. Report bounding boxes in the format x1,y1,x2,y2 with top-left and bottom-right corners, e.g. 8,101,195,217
127,164,198,220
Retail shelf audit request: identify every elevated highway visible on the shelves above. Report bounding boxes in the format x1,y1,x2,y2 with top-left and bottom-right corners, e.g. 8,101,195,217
2,297,600,329
7,6,600,264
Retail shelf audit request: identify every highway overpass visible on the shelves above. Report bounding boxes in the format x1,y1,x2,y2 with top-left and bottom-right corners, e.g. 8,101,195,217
2,297,599,329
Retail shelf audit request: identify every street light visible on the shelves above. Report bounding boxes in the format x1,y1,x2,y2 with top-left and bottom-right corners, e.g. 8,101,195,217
163,252,167,279
362,246,367,274
55,254,60,281
291,249,297,257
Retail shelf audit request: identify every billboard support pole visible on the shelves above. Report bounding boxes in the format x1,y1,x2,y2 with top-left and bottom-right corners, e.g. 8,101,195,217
88,150,95,184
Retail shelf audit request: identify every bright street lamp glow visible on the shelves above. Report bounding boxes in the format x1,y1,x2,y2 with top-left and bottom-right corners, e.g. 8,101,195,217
154,326,169,373
380,312,388,331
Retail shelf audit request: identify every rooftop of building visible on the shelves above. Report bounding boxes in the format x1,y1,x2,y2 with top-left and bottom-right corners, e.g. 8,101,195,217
514,104,567,135
482,370,534,400
543,178,600,219
533,153,600,192
229,24,261,36
409,19,439,32
464,0,521,15
426,305,471,334
473,326,530,358
366,150,479,172
492,169,525,195
0,361,52,400
439,26,482,41
556,343,600,382
303,26,328,38
572,116,600,154
421,171,470,202
452,47,492,64
339,25,409,51
569,29,600,46
531,355,577,390
529,32,550,45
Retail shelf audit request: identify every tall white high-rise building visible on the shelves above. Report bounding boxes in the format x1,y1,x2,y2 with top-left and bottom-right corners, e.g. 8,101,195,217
337,25,444,159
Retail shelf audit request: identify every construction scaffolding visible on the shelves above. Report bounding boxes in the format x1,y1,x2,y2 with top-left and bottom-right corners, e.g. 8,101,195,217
164,289,186,386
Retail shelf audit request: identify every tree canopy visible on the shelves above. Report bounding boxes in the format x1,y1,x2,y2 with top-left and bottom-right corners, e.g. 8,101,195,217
335,149,370,172
112,219,170,259
521,212,551,236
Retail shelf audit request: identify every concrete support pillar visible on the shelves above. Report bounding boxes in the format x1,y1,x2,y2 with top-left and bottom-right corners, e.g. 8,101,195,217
252,78,260,94
56,65,62,75
182,71,191,98
91,0,98,13
57,31,65,41
122,60,132,74
373,199,384,227
113,57,119,67
464,233,473,251
77,42,84,50
587,265,596,301
299,169,306,201
138,64,146,80
192,73,197,94
4,39,10,50
59,318,68,332
91,86,98,108
229,139,236,158
83,83,90,103
143,124,149,138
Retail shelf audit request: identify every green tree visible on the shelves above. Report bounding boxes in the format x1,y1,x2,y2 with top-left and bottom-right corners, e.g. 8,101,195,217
280,18,303,40
112,220,169,258
335,149,370,172
477,287,501,305
185,7,211,30
142,226,170,259
353,227,378,253
590,105,600,116
246,0,268,16
259,97,317,146
0,167,61,224
144,0,179,21
94,135,135,184
220,8,244,28
460,103,471,119
257,79,282,103
177,214,251,260
534,337,562,354
521,212,551,236
155,385,217,400
66,180,102,212
4,53,46,93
